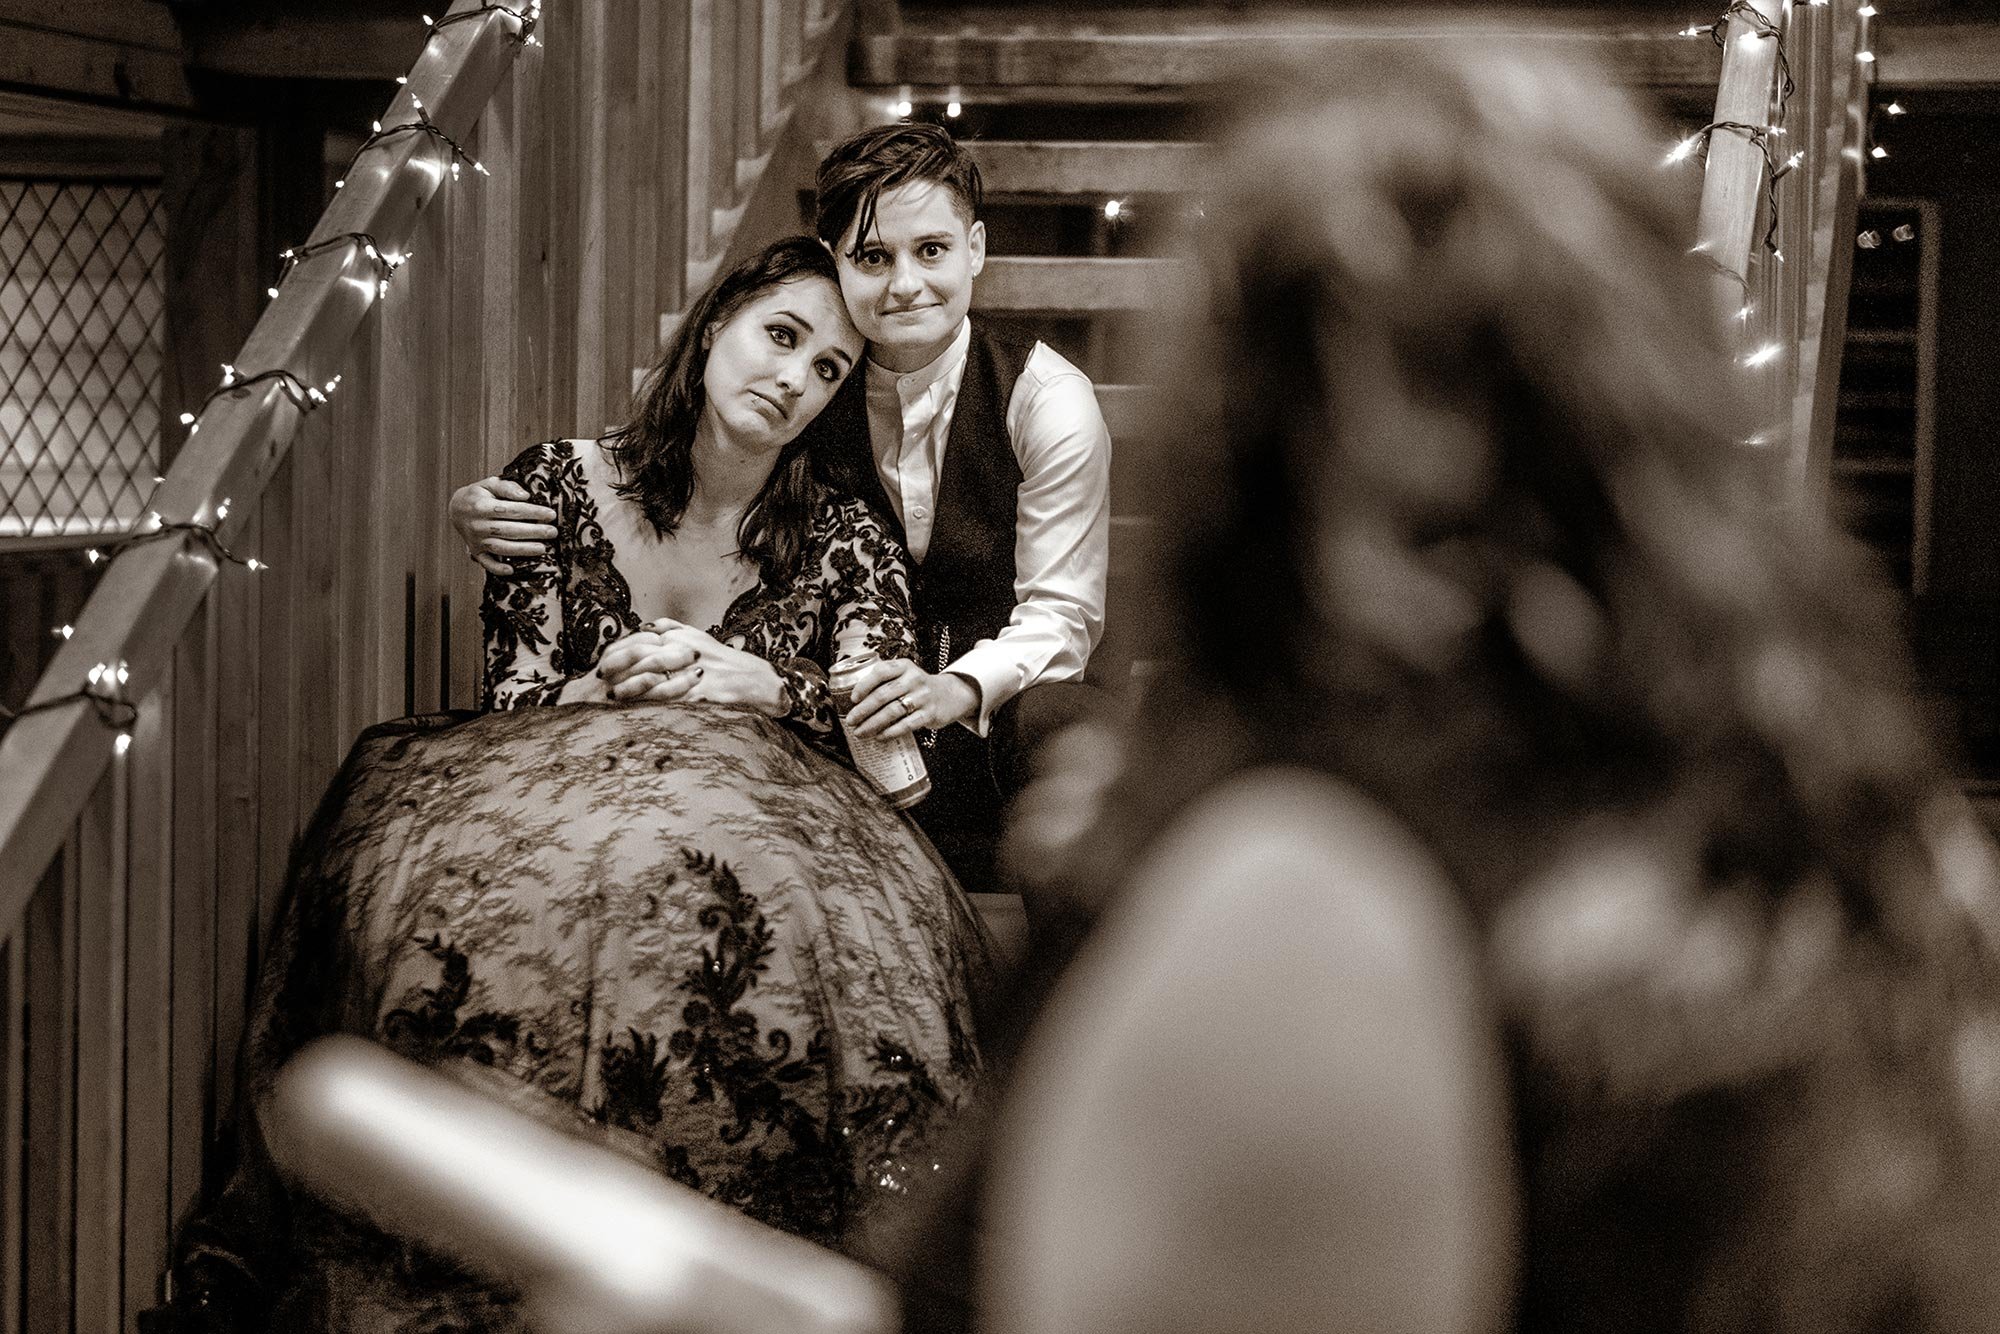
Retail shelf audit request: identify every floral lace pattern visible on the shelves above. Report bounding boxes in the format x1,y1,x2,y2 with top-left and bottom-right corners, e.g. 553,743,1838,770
148,703,995,1332
480,439,917,728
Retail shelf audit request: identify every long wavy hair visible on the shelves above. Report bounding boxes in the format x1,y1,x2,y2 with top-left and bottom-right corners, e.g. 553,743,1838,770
600,236,845,586
1077,38,2000,1332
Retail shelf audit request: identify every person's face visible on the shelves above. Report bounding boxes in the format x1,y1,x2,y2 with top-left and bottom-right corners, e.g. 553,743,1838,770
831,179,986,365
701,276,862,450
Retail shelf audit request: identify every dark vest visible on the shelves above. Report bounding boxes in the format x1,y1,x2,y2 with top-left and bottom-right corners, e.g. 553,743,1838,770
811,325,1032,674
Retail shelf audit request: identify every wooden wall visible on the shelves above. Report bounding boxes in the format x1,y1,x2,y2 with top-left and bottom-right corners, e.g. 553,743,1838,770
0,2,842,1328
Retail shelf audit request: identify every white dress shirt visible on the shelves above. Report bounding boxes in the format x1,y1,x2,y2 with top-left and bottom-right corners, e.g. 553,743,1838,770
863,318,1111,735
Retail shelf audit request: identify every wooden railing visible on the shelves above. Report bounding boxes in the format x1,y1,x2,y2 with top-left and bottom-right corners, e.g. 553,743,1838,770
1690,0,1870,512
0,1,845,1327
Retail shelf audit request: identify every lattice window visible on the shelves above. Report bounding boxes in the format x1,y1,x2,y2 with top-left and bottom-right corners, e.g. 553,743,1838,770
0,181,165,541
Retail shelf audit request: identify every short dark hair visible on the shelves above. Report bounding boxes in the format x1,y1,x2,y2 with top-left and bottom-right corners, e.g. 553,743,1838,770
813,122,983,261
600,235,843,586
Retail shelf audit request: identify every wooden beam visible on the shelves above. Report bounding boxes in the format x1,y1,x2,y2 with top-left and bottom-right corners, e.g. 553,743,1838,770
0,19,195,113
183,16,427,82
974,256,1190,312
1877,20,2000,91
852,14,1722,95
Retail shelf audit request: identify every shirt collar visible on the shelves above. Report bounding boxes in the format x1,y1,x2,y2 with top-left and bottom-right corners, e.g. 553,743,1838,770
866,318,971,401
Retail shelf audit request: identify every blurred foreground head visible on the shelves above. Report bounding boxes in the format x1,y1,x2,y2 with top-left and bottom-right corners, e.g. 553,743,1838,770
1132,34,1945,912
1077,35,2000,1334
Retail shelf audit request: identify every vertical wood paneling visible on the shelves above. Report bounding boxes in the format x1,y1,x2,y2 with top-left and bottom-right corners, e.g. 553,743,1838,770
545,1,583,437
574,1,611,428
1,932,20,1334
338,316,385,747
208,526,262,1145
22,857,73,1334
406,169,456,717
601,0,641,423
71,761,124,1332
510,50,552,460
686,0,718,279
291,384,344,816
655,2,691,323
631,0,665,372
451,118,496,711
257,453,299,944
166,594,217,1232
121,678,174,1327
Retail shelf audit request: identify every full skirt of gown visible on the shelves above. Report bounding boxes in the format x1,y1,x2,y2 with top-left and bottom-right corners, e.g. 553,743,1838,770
153,699,994,1332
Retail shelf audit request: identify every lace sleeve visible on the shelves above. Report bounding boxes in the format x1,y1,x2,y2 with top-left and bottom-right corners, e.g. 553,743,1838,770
820,496,920,683
479,442,576,710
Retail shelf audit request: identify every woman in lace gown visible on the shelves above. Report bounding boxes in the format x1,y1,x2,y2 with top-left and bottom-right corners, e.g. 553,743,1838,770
148,237,993,1333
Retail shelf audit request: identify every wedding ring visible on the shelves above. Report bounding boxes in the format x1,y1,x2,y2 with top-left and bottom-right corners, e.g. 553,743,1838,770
897,698,912,718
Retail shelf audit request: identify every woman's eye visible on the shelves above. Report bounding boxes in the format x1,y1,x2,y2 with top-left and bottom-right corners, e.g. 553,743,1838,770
921,243,946,260
769,325,795,347
816,360,840,382
859,251,888,268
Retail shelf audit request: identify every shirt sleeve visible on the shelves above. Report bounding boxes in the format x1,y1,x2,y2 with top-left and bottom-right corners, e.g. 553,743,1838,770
946,347,1111,734
480,442,582,710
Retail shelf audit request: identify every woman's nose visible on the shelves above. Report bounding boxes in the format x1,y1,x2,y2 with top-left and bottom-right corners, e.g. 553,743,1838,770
772,355,804,396
888,255,922,297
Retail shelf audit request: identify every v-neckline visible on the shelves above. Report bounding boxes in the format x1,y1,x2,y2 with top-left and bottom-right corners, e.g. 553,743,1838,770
559,439,764,641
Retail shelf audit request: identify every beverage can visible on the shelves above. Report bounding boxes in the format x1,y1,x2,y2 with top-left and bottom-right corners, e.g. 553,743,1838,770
829,652,931,809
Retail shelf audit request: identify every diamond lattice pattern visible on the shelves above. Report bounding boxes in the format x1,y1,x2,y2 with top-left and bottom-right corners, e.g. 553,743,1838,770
0,181,165,540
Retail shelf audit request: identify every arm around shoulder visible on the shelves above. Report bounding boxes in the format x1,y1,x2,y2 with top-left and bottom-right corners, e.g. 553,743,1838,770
980,770,1516,1334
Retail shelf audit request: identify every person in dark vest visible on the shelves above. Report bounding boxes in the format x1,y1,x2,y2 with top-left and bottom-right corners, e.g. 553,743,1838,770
451,124,1114,915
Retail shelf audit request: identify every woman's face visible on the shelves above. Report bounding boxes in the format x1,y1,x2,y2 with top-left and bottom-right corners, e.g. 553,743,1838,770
701,276,862,451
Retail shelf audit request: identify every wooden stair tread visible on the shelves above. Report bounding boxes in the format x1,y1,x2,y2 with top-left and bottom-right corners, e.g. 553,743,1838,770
819,139,1209,196
852,11,1722,94
975,255,1189,311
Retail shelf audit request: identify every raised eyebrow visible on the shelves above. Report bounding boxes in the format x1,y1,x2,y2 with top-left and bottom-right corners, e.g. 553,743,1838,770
823,347,856,372
772,308,815,335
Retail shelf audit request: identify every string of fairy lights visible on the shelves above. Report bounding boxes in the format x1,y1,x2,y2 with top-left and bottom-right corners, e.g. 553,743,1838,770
1660,0,1888,388
2,1,542,753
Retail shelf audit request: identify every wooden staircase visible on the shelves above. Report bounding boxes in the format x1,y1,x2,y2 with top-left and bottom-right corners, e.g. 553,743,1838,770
839,4,1729,686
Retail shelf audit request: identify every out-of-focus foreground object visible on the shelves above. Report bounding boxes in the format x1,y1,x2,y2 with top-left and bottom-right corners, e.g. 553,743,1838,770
263,1036,897,1334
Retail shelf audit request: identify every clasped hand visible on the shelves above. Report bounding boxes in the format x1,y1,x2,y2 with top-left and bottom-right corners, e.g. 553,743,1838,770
590,620,786,715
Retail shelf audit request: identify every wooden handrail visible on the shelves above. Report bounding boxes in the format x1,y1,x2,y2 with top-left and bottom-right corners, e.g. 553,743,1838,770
1687,0,1868,512
0,0,534,921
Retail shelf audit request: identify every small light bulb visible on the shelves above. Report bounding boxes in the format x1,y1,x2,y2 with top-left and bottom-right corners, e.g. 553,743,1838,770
88,663,104,684
56,624,73,640
1871,144,1889,159
1665,137,1698,165
187,422,199,435
411,95,424,112
1858,4,1876,15
334,179,345,189
267,286,281,299
1886,102,1906,116
218,498,231,520
397,75,409,85
1743,342,1782,368
221,363,236,381
364,243,378,259
372,120,383,133
1736,304,1754,322
946,101,962,117
1893,223,1916,242
281,248,295,259
1857,49,1876,63
150,511,163,528
379,279,391,298
179,412,196,425
474,161,490,176
893,99,912,118
1104,199,1123,220
451,161,461,179
247,558,264,572
114,733,132,756
422,13,434,26
116,663,129,686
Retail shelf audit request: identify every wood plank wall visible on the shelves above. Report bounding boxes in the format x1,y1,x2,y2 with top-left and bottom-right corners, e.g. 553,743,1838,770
1,2,841,1327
